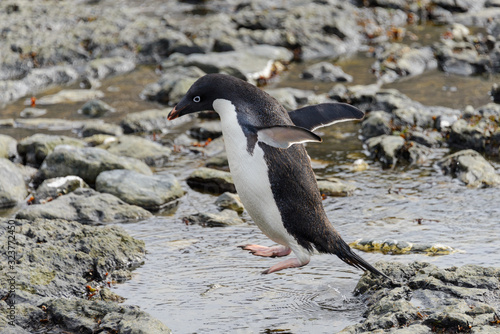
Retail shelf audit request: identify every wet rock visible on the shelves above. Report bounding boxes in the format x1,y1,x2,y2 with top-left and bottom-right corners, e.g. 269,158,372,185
16,188,152,223
184,209,243,227
33,176,89,204
19,107,47,118
13,118,84,131
17,134,87,167
96,169,184,211
215,192,244,213
205,152,229,170
372,44,437,83
365,135,405,168
186,167,235,194
79,99,116,118
141,66,206,105
179,45,293,84
34,89,104,105
0,158,28,208
188,121,223,141
78,120,124,137
407,130,443,148
400,141,432,164
98,135,171,167
301,62,353,82
350,238,456,255
121,108,177,134
84,56,135,80
437,149,500,187
361,111,392,139
0,134,18,160
35,145,152,186
317,178,356,197
449,118,488,151
341,261,500,333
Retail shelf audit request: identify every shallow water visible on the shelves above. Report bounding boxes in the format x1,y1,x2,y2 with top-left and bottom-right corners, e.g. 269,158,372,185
2,25,500,332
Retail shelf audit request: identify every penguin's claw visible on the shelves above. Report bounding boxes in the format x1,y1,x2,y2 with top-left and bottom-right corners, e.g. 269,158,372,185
262,258,310,274
239,244,291,258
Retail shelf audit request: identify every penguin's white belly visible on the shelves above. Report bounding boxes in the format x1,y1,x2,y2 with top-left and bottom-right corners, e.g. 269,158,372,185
213,99,296,247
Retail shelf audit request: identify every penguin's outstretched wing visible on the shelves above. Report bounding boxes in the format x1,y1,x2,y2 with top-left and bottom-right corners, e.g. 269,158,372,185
288,103,364,131
257,125,322,149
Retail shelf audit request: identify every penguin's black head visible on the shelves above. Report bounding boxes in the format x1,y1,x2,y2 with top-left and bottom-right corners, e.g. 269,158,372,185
167,73,236,120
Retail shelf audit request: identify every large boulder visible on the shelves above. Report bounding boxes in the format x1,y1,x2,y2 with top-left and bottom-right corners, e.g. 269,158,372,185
17,134,86,167
16,188,152,223
96,170,184,211
35,146,152,186
0,158,28,208
186,167,235,194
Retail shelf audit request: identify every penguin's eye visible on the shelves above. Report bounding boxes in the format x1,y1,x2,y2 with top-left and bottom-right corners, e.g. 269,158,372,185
193,96,201,103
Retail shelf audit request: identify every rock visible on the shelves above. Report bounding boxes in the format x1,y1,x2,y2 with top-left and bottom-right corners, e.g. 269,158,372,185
437,149,500,187
361,111,393,139
365,135,405,168
317,178,356,197
0,158,28,208
78,121,124,137
407,130,443,148
265,87,330,111
84,57,135,80
121,109,176,134
372,44,437,83
33,176,89,204
449,118,487,151
180,45,293,84
188,121,223,141
490,83,500,103
301,61,353,82
343,261,500,333
79,99,116,118
0,134,18,160
205,152,229,170
184,209,243,227
350,238,456,255
19,107,47,118
215,192,244,213
35,145,152,186
186,167,235,194
98,135,171,167
141,66,206,105
33,89,104,105
17,134,87,167
96,169,184,211
14,118,84,131
16,188,152,223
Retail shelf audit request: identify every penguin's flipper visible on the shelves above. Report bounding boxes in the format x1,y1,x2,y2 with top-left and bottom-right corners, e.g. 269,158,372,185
288,103,365,131
257,125,322,149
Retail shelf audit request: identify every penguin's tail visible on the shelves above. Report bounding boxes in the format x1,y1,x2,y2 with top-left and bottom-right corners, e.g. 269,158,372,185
316,232,390,280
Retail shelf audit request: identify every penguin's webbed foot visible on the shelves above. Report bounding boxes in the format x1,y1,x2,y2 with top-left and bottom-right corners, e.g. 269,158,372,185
238,244,291,258
261,258,310,274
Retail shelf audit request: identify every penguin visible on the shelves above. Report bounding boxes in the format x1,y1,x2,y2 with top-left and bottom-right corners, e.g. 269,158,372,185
168,73,387,278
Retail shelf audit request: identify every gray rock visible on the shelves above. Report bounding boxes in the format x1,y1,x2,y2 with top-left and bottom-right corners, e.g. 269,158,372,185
302,62,353,82
0,134,18,160
189,121,223,141
34,176,89,204
16,188,152,223
17,133,87,167
407,130,443,148
84,57,135,80
98,135,171,167
350,238,456,255
361,111,392,139
186,167,235,194
437,149,500,187
96,169,184,211
0,158,28,208
265,87,330,111
121,109,176,134
79,120,124,137
215,192,244,213
449,118,487,151
34,89,105,105
36,145,152,186
205,152,229,170
365,135,405,168
19,107,47,118
317,178,356,197
14,118,84,131
79,99,116,118
400,141,432,164
184,209,243,227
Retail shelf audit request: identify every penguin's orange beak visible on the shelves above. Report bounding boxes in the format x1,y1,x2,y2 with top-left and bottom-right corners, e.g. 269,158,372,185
167,105,185,120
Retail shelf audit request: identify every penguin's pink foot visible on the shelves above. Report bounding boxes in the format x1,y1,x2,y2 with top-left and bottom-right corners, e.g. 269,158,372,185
262,258,310,274
239,244,291,258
